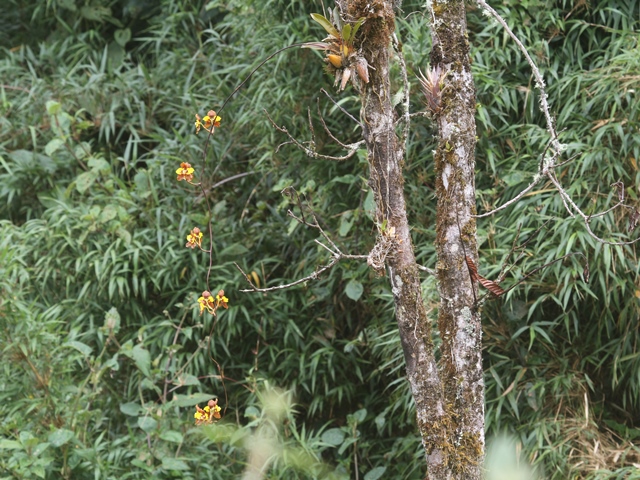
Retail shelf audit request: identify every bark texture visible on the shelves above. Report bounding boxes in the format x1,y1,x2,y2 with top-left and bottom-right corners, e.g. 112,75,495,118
429,2,485,478
342,0,483,478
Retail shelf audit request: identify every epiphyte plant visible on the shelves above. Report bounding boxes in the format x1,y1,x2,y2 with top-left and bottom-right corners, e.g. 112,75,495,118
303,7,369,91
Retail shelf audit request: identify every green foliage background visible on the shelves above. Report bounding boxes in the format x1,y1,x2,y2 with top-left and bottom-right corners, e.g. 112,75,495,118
1,0,639,478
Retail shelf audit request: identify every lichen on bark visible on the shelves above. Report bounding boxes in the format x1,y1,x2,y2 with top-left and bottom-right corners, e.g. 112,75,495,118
340,0,484,478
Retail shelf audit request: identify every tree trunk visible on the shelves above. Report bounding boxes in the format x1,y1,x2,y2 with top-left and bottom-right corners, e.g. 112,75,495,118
429,2,485,478
345,0,483,478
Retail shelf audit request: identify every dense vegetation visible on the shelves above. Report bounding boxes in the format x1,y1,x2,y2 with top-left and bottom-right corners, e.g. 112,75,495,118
1,0,639,478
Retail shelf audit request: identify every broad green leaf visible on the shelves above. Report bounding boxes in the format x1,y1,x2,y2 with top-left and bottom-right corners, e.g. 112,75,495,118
74,142,91,159
64,340,93,357
98,205,118,223
32,442,50,456
176,373,200,386
44,138,65,156
351,18,365,41
342,24,352,44
80,5,111,21
364,189,376,220
364,466,387,480
272,177,293,192
131,459,153,472
219,244,249,256
173,393,215,407
75,170,98,194
374,413,385,433
502,171,525,187
120,402,141,416
339,211,355,236
87,156,110,172
114,28,131,47
32,464,46,479
287,217,299,236
0,439,23,450
134,170,151,197
107,42,125,70
161,457,189,471
48,429,74,447
46,100,61,115
58,0,76,11
137,416,157,433
321,428,345,446
132,344,151,377
345,279,363,301
338,436,357,455
159,430,184,443
332,174,357,184
352,408,367,423
244,406,261,419
310,13,339,38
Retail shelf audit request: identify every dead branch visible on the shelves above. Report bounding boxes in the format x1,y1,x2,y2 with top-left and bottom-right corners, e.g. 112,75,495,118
235,201,367,293
235,258,340,293
417,264,436,276
316,99,354,149
264,109,363,162
475,0,640,247
319,88,362,127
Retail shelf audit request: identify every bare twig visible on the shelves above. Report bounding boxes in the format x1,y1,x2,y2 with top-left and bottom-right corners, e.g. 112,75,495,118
475,0,639,246
474,177,541,219
316,98,354,149
235,201,366,293
417,264,436,276
320,88,363,127
235,258,339,293
265,109,363,161
210,171,254,189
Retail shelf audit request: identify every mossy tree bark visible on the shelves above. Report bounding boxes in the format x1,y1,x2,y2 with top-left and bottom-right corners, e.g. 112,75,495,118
429,0,484,478
343,0,483,478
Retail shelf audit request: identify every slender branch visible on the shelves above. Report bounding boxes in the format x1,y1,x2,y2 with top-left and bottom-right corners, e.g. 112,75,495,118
474,177,541,218
417,264,436,276
320,88,363,126
476,0,639,246
265,109,363,161
235,206,366,293
316,98,354,149
217,43,308,117
546,173,640,245
478,0,560,156
235,258,339,293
